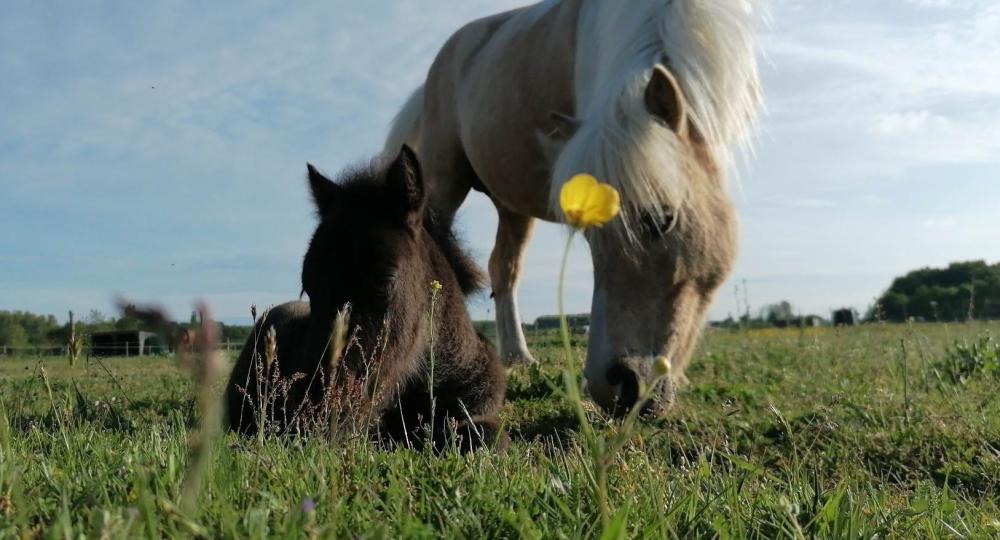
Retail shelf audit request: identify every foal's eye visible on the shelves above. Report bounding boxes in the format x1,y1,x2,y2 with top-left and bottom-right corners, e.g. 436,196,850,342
381,270,399,286
640,210,676,239
374,270,399,301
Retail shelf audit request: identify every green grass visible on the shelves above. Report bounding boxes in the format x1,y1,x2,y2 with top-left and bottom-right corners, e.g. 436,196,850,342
2,323,1000,538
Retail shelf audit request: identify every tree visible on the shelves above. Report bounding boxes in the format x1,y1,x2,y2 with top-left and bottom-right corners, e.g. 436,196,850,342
85,309,108,325
0,311,60,346
880,292,909,321
0,322,28,348
874,261,1000,322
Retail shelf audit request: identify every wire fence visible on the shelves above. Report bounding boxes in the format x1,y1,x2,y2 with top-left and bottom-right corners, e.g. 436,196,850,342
0,326,582,360
0,342,246,359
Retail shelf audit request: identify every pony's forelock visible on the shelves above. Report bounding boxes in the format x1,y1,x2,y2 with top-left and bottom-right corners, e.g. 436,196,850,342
659,0,763,162
552,0,763,246
552,78,691,245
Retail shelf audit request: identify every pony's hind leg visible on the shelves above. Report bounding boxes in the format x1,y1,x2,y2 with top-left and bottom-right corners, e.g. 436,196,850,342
490,205,536,365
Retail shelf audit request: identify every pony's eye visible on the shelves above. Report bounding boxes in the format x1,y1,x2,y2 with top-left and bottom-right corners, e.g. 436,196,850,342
641,210,676,239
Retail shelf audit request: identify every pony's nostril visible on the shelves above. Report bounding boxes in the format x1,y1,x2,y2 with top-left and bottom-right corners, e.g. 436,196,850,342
606,363,625,385
605,363,640,414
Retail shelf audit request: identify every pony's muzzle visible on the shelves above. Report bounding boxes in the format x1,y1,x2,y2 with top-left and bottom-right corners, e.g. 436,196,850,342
605,361,641,416
603,356,674,418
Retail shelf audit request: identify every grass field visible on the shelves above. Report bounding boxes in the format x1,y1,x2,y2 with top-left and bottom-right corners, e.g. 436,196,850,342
2,323,999,538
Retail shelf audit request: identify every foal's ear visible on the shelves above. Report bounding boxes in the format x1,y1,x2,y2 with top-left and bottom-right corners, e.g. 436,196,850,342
645,65,688,134
385,145,425,226
307,163,341,215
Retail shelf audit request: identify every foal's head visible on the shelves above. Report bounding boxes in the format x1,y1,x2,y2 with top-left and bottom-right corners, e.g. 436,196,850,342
301,147,433,368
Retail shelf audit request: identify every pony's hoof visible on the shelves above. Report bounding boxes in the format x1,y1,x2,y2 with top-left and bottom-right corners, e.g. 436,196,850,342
500,349,537,368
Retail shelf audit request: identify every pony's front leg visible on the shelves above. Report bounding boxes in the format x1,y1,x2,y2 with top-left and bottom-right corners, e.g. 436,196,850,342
489,206,536,366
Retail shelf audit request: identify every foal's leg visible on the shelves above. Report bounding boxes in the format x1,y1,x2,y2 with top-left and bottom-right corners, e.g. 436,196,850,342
490,205,536,365
379,344,507,454
433,336,508,453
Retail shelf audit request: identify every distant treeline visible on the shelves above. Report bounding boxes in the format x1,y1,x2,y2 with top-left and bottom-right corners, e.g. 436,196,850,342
875,260,1000,322
0,309,253,348
4,259,996,347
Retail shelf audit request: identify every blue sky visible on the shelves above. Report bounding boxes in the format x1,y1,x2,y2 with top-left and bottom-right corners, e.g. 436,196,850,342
2,0,999,325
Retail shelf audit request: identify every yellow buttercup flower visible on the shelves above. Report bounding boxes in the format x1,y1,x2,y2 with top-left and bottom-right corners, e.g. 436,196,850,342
560,174,621,229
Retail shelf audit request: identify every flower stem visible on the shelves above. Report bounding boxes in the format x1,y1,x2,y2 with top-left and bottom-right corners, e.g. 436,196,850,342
558,230,578,364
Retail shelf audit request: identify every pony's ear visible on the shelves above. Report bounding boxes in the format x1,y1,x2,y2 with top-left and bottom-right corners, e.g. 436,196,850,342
307,163,341,214
385,145,425,226
537,112,580,165
547,111,581,141
645,65,687,134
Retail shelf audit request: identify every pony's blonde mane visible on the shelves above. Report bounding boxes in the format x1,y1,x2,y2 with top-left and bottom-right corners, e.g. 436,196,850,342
551,0,762,243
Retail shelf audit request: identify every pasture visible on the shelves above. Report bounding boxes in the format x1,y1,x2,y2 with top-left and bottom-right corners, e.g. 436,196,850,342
2,323,999,538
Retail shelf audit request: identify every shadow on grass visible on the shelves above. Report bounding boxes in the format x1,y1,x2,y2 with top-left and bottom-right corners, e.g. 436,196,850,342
508,406,580,447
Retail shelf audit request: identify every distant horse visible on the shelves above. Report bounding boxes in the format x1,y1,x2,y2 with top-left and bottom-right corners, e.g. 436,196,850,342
224,147,506,451
386,0,761,415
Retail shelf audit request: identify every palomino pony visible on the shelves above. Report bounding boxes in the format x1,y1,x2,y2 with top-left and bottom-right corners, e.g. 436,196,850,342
225,147,506,451
386,0,761,415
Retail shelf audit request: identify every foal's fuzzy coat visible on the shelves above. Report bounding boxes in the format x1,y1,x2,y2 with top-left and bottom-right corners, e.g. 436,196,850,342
224,147,506,451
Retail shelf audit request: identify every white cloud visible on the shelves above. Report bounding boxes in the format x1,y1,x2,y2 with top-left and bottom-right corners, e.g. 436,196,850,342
922,217,959,228
869,111,950,136
906,0,956,7
788,198,838,208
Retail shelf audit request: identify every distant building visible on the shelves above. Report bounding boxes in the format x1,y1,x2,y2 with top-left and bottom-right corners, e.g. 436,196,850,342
833,308,859,327
773,316,826,329
799,315,826,328
708,318,741,329
533,314,590,331
90,331,166,357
